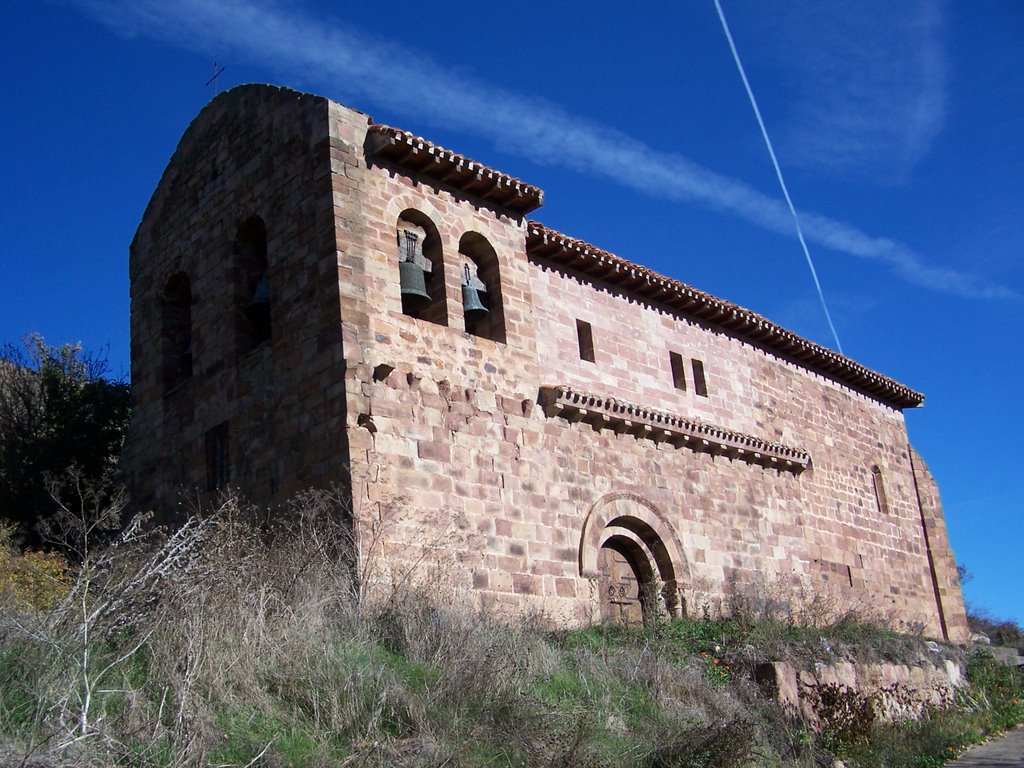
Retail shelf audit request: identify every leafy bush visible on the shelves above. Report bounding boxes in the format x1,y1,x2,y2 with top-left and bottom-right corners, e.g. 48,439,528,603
967,605,1024,649
803,682,877,749
0,335,129,548
0,522,70,612
964,649,1024,729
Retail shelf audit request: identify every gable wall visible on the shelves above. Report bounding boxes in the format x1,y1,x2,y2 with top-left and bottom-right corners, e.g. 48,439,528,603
124,86,346,514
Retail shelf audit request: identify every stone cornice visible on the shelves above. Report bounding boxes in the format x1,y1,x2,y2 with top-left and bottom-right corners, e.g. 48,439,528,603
539,385,811,474
365,125,544,215
527,223,924,410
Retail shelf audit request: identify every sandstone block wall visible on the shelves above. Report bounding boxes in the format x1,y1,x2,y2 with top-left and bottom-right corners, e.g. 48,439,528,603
125,86,349,515
909,447,970,642
125,84,968,642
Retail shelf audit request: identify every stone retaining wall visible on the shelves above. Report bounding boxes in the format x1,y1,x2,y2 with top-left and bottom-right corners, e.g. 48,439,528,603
756,659,963,723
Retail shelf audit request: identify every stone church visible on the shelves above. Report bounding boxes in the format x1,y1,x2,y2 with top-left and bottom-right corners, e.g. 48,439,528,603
123,84,968,641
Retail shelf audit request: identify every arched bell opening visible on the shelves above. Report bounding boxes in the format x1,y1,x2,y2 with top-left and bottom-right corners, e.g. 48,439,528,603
457,232,506,343
161,272,193,392
397,210,446,325
234,216,271,355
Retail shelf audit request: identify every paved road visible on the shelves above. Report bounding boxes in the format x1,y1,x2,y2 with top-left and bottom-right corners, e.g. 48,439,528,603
947,726,1024,767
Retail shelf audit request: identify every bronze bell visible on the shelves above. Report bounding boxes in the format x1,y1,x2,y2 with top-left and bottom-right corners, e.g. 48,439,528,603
248,272,269,307
399,260,432,310
461,263,489,320
245,272,271,326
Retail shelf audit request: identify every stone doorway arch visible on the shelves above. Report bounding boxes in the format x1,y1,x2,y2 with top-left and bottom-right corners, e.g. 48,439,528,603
597,530,655,624
580,493,689,624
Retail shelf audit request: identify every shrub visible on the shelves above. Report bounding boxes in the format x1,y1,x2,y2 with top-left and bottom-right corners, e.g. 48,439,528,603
0,522,71,612
963,649,1024,729
0,335,129,548
641,717,755,768
803,682,877,749
967,606,1024,649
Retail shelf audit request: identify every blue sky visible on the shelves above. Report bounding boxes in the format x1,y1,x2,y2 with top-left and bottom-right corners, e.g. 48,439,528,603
1,1,1021,626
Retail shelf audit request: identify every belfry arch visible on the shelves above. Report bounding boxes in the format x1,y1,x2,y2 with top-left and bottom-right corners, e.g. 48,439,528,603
579,493,688,623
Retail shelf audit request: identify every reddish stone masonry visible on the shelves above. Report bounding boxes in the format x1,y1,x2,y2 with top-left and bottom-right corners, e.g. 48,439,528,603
527,222,924,410
366,124,544,214
539,385,811,473
124,84,969,644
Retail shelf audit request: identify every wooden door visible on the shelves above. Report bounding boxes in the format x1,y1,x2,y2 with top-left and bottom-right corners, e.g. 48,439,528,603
598,544,645,624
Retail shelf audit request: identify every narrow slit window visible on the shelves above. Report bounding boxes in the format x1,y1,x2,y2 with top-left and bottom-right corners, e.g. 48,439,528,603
162,273,193,392
692,358,708,397
576,319,595,363
206,422,230,491
871,465,889,515
670,352,687,390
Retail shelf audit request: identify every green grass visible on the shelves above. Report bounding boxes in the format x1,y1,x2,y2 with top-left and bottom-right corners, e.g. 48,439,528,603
210,708,349,766
1,492,1020,768
2,614,1021,768
372,643,440,694
0,644,41,733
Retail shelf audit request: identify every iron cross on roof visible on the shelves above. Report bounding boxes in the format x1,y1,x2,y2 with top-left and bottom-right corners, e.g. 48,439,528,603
205,62,226,95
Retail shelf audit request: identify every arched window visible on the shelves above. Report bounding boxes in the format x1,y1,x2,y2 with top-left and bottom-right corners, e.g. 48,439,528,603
458,232,506,343
162,272,193,392
396,211,446,325
234,216,271,354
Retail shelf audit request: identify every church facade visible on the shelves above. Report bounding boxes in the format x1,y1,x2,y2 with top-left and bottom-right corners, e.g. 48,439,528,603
124,84,968,641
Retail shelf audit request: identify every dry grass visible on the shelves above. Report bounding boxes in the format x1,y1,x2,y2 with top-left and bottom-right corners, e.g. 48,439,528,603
0,490,1019,767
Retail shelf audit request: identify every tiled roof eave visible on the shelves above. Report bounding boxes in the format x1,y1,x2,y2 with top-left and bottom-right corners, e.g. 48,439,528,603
527,223,924,410
366,125,544,215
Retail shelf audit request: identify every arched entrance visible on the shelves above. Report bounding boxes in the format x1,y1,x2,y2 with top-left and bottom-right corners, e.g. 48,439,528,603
580,493,689,625
598,535,654,624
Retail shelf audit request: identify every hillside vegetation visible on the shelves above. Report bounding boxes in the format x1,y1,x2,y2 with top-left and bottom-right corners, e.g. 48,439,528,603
1,492,1021,768
0,336,129,548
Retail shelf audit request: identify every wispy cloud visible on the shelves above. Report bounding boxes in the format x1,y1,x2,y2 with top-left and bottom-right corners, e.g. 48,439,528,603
769,292,879,344
751,0,947,183
73,0,1014,300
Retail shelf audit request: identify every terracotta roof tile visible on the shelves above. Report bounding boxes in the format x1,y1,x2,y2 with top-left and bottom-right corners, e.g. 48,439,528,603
527,222,924,410
366,125,543,215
